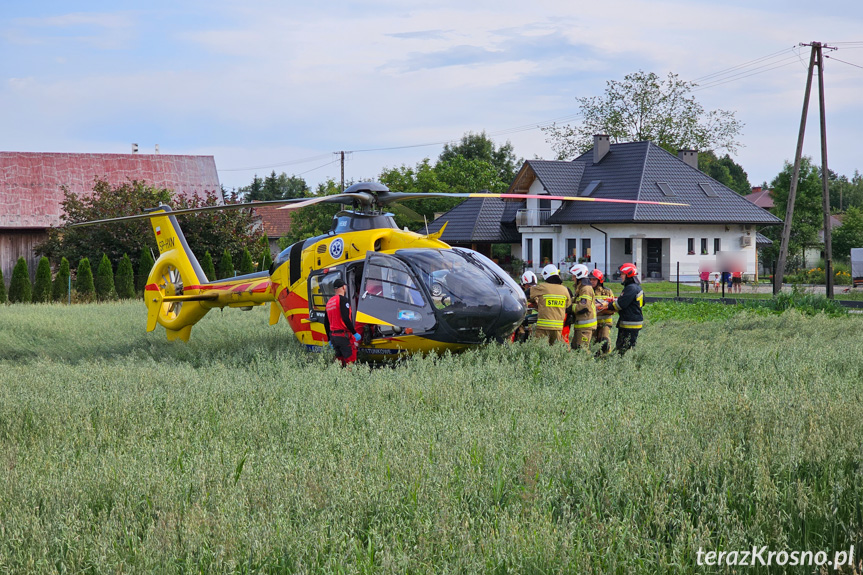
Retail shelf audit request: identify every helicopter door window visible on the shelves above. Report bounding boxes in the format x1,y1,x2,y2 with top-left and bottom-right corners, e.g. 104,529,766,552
357,253,436,334
308,271,344,322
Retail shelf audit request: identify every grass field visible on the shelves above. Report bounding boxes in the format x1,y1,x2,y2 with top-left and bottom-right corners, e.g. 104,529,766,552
2,301,863,573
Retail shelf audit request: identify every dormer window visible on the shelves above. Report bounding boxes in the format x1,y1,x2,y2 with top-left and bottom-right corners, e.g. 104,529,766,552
699,183,718,197
581,180,601,197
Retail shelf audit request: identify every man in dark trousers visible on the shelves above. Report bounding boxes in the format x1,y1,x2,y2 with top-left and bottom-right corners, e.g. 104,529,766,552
323,278,361,366
611,262,644,355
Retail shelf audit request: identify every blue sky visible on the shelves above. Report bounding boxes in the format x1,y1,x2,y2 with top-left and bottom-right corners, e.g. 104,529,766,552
2,0,862,192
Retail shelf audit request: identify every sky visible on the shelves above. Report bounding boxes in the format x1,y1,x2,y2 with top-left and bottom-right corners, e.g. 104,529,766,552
2,0,862,193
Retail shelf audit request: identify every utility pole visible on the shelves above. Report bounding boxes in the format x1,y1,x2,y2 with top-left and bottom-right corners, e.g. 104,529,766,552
775,42,835,297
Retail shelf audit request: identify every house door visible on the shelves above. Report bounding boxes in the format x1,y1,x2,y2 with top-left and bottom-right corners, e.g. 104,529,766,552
646,239,662,278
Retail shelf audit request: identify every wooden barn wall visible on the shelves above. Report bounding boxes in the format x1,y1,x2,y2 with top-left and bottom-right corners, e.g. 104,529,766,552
1,230,47,286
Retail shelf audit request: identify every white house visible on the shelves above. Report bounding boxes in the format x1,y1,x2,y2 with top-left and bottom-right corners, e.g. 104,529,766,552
508,136,782,281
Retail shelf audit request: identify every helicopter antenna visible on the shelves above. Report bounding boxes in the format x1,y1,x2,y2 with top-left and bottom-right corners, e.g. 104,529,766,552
424,214,429,236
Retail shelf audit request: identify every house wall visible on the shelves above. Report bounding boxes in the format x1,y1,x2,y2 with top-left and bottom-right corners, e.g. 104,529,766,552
521,222,758,281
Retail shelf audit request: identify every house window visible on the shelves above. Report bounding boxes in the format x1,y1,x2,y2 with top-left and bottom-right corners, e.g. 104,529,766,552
526,238,533,265
624,238,632,255
566,238,577,261
581,239,591,262
687,238,695,254
539,238,553,266
700,238,708,255
714,238,721,253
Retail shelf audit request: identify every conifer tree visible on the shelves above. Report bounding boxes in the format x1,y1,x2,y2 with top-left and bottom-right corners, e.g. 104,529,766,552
0,266,7,303
116,253,136,299
52,257,71,302
9,257,32,303
33,256,52,303
137,248,154,292
201,250,216,281
219,249,235,279
95,253,116,301
239,247,255,275
76,258,95,300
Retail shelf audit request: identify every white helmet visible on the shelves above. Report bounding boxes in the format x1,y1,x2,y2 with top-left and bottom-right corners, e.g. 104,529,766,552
570,263,589,280
541,264,559,280
520,270,537,285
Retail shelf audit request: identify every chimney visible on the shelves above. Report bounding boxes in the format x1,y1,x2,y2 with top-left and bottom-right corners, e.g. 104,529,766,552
593,134,610,164
751,186,762,194
678,149,698,169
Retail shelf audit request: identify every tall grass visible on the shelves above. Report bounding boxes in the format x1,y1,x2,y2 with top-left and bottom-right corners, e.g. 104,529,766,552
1,302,863,573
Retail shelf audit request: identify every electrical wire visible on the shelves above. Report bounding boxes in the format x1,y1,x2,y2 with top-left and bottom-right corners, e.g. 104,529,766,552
220,153,333,172
692,47,796,82
826,55,863,71
693,54,801,91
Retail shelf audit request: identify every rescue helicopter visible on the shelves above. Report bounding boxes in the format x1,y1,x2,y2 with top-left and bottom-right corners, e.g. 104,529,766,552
73,182,685,360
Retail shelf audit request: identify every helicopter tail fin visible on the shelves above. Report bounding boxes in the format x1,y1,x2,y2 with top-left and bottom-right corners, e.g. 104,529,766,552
143,205,211,341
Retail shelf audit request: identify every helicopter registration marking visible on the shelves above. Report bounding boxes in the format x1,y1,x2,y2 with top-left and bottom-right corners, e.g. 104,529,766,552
157,237,175,252
544,296,567,308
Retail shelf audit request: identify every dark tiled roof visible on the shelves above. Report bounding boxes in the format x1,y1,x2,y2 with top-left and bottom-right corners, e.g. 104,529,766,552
527,160,585,196
427,197,521,243
545,142,782,225
756,232,773,246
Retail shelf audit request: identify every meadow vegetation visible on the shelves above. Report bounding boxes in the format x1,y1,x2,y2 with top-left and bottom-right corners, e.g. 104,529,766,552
1,301,863,573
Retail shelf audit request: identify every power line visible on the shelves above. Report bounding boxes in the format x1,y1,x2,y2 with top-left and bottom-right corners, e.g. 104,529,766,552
692,46,796,82
692,55,801,91
826,55,863,70
220,153,333,172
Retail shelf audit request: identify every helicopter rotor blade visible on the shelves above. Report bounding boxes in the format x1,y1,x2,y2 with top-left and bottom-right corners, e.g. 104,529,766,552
274,192,371,210
376,191,688,207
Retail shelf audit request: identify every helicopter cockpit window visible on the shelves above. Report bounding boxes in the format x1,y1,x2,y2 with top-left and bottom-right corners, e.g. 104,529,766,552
397,249,502,310
364,259,424,306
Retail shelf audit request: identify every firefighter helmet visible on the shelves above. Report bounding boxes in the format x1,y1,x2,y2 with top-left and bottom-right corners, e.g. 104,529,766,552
541,264,559,280
520,270,537,285
618,262,638,278
589,268,604,283
569,263,589,280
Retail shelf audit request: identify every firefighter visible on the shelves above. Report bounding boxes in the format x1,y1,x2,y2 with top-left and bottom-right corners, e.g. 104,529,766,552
590,269,615,356
323,278,361,366
520,270,538,299
530,264,572,345
568,264,596,351
513,270,539,343
610,262,644,355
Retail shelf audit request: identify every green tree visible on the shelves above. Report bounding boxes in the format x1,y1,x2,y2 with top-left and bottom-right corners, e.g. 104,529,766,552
219,249,235,279
137,248,155,292
259,247,273,273
279,179,343,246
200,250,216,281
32,257,52,303
439,131,521,185
238,247,255,275
238,175,264,200
52,257,70,302
766,157,824,265
543,70,743,159
243,172,309,201
833,206,863,262
698,151,751,195
0,267,6,303
95,254,116,301
116,253,136,299
76,258,95,299
8,257,31,303
829,170,863,212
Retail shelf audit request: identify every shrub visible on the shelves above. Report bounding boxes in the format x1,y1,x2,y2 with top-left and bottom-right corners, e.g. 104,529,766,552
744,287,847,317
95,254,116,301
259,248,273,273
201,250,216,282
115,254,136,299
136,248,155,293
219,249,234,279
8,257,32,303
32,256,52,303
238,247,255,275
76,258,95,300
0,266,6,303
52,257,71,302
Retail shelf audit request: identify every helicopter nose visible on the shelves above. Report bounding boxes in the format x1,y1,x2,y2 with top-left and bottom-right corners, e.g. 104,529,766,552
486,289,527,339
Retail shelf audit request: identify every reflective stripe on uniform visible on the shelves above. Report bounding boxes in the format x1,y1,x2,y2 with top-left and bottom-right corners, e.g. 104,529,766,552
543,295,567,308
598,318,613,325
574,318,597,329
536,318,564,329
619,320,643,329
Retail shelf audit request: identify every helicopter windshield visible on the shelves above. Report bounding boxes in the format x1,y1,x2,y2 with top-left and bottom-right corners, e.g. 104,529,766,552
398,249,503,310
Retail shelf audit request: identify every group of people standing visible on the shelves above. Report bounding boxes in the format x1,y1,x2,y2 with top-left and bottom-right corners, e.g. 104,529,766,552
699,269,743,294
521,262,644,356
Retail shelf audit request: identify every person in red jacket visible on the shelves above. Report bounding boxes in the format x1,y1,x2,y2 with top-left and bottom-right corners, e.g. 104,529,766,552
323,278,361,366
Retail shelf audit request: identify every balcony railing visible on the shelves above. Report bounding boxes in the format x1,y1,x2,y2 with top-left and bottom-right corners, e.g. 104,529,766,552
516,209,551,227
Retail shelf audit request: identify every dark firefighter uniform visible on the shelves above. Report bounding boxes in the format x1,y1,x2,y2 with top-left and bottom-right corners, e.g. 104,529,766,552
613,277,644,355
530,282,572,345
593,283,615,355
323,285,358,366
570,281,596,351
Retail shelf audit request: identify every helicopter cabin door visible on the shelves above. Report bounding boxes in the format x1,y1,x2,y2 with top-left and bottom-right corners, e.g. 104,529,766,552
355,252,436,335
